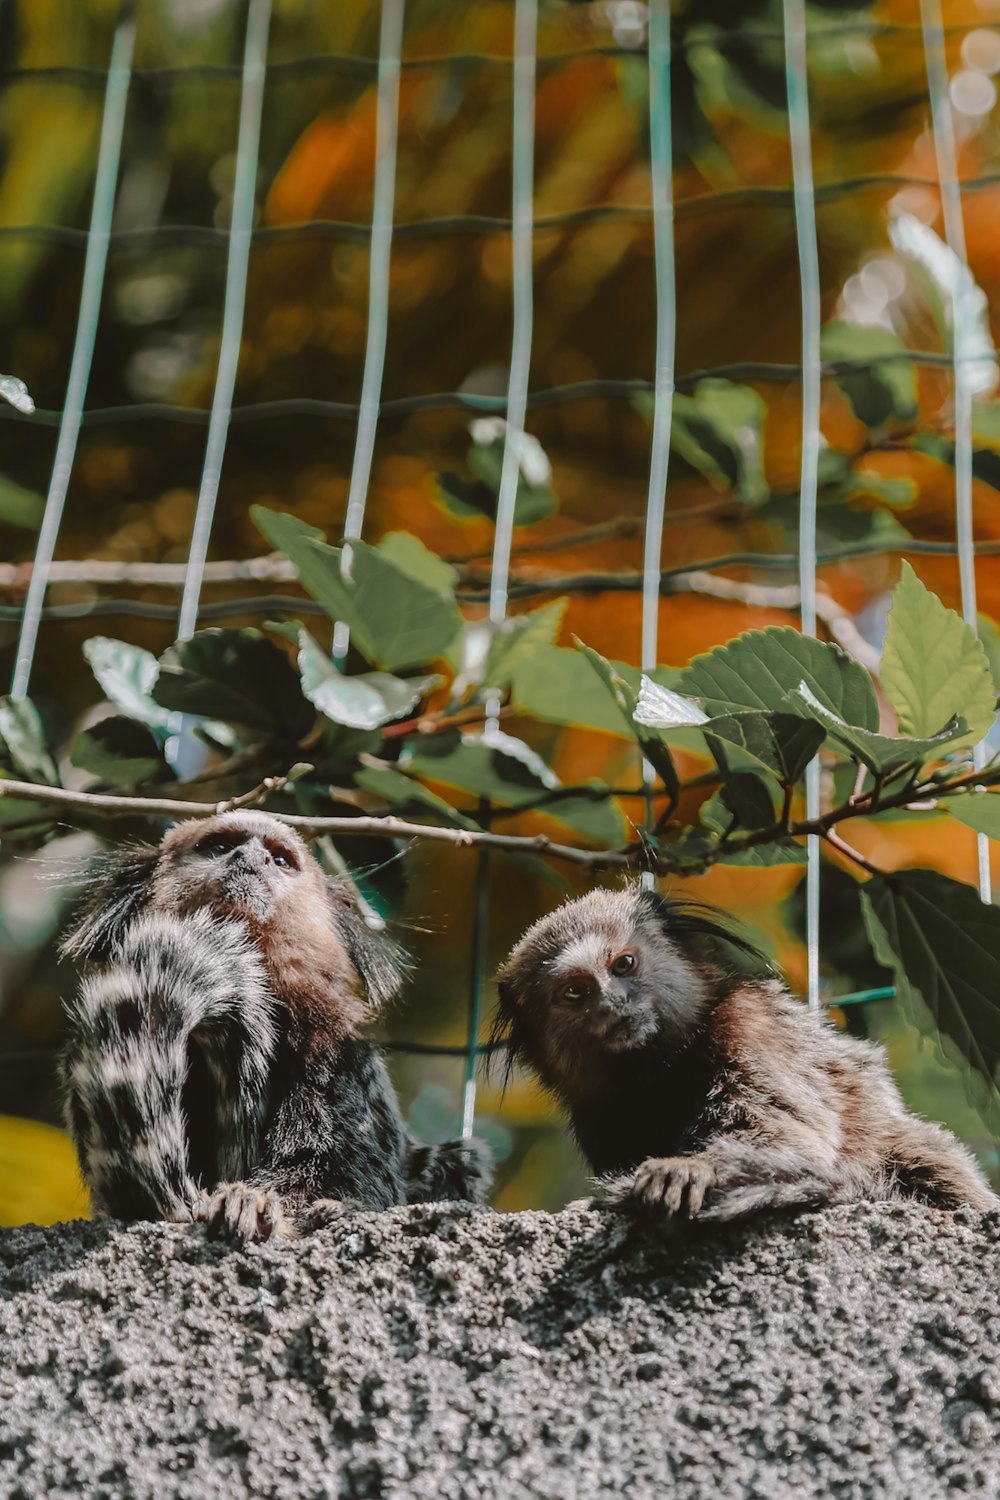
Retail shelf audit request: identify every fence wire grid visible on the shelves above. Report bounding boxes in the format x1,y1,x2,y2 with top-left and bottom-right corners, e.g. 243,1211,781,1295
0,0,997,1201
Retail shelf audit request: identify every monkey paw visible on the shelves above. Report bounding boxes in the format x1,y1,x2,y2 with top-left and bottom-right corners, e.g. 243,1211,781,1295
298,1198,360,1233
193,1183,293,1244
620,1156,716,1217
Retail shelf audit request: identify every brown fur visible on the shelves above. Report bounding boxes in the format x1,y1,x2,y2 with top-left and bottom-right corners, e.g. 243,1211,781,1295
62,810,417,1242
496,885,999,1221
149,813,367,1050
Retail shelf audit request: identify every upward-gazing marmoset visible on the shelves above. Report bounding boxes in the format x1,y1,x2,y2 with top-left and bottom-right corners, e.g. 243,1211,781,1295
61,810,490,1241
495,885,998,1220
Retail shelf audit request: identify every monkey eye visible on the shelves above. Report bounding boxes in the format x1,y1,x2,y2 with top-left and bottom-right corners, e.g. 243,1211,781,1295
610,952,638,977
271,848,296,870
563,979,593,1003
199,834,239,857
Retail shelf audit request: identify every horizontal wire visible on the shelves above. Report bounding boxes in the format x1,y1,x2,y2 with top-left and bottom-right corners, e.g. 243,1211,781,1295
0,1037,509,1072
0,350,986,432
0,18,993,89
5,170,1000,252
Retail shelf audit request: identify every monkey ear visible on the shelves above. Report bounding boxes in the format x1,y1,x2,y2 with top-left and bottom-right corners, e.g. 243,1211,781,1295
486,976,521,1089
495,974,518,1018
637,885,770,971
60,845,160,963
326,879,407,1009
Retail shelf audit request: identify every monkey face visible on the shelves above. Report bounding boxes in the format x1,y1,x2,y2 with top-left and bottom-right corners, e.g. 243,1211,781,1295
150,812,316,924
62,810,405,1016
543,926,658,1052
496,887,713,1091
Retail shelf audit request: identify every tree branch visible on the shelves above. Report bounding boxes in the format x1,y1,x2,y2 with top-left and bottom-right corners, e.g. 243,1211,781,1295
0,759,983,879
0,778,632,871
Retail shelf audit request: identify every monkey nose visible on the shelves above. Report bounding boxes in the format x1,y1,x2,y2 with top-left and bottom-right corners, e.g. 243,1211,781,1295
231,839,269,869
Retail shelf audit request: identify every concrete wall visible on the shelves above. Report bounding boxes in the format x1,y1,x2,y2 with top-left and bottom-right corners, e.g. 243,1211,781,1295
1,1201,998,1498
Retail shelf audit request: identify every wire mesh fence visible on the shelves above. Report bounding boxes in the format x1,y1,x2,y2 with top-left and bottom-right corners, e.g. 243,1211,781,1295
1,0,998,1210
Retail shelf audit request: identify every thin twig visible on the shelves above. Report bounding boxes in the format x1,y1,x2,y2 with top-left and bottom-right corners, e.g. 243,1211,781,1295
0,555,298,590
823,827,884,876
0,555,880,672
216,774,288,812
379,704,509,741
665,571,882,671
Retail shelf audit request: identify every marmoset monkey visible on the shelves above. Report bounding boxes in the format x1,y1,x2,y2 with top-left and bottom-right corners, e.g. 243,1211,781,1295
495,885,998,1220
61,810,490,1241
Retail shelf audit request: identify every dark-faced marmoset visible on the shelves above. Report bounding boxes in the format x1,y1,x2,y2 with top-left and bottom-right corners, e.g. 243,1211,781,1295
60,810,491,1242
494,884,998,1221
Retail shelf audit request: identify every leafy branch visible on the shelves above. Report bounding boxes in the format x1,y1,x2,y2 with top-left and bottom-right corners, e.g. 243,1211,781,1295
3,503,1000,1114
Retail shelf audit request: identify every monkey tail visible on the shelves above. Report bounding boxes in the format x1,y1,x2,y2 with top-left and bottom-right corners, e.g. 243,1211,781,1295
404,1136,493,1204
61,910,277,1224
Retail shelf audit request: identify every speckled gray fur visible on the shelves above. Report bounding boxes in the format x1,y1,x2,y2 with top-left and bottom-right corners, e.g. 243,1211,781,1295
1,1202,998,1499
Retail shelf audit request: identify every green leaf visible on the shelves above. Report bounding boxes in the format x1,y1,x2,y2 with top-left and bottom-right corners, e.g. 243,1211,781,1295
481,600,568,692
70,717,170,787
945,791,1000,840
881,561,996,745
252,506,462,671
702,711,824,784
468,439,556,525
757,487,912,551
376,532,458,600
0,473,43,531
846,471,918,509
404,732,626,846
0,790,55,834
716,839,807,867
699,779,774,833
0,697,58,785
153,628,313,737
292,626,439,731
820,321,918,428
638,379,767,503
656,826,721,874
353,765,479,831
83,637,171,730
251,506,339,609
860,871,1000,1108
576,642,680,800
680,625,880,729
437,422,557,525
972,400,1000,445
512,644,683,737
792,682,967,774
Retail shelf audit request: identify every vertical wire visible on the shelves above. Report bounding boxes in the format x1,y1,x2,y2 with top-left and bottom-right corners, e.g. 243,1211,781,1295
176,0,271,644
10,16,135,700
333,0,405,661
462,0,538,1139
783,0,822,1008
639,0,676,891
921,0,991,903
488,0,538,631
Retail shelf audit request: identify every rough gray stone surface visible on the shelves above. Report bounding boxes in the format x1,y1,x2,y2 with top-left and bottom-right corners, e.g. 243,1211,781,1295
0,1201,998,1499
